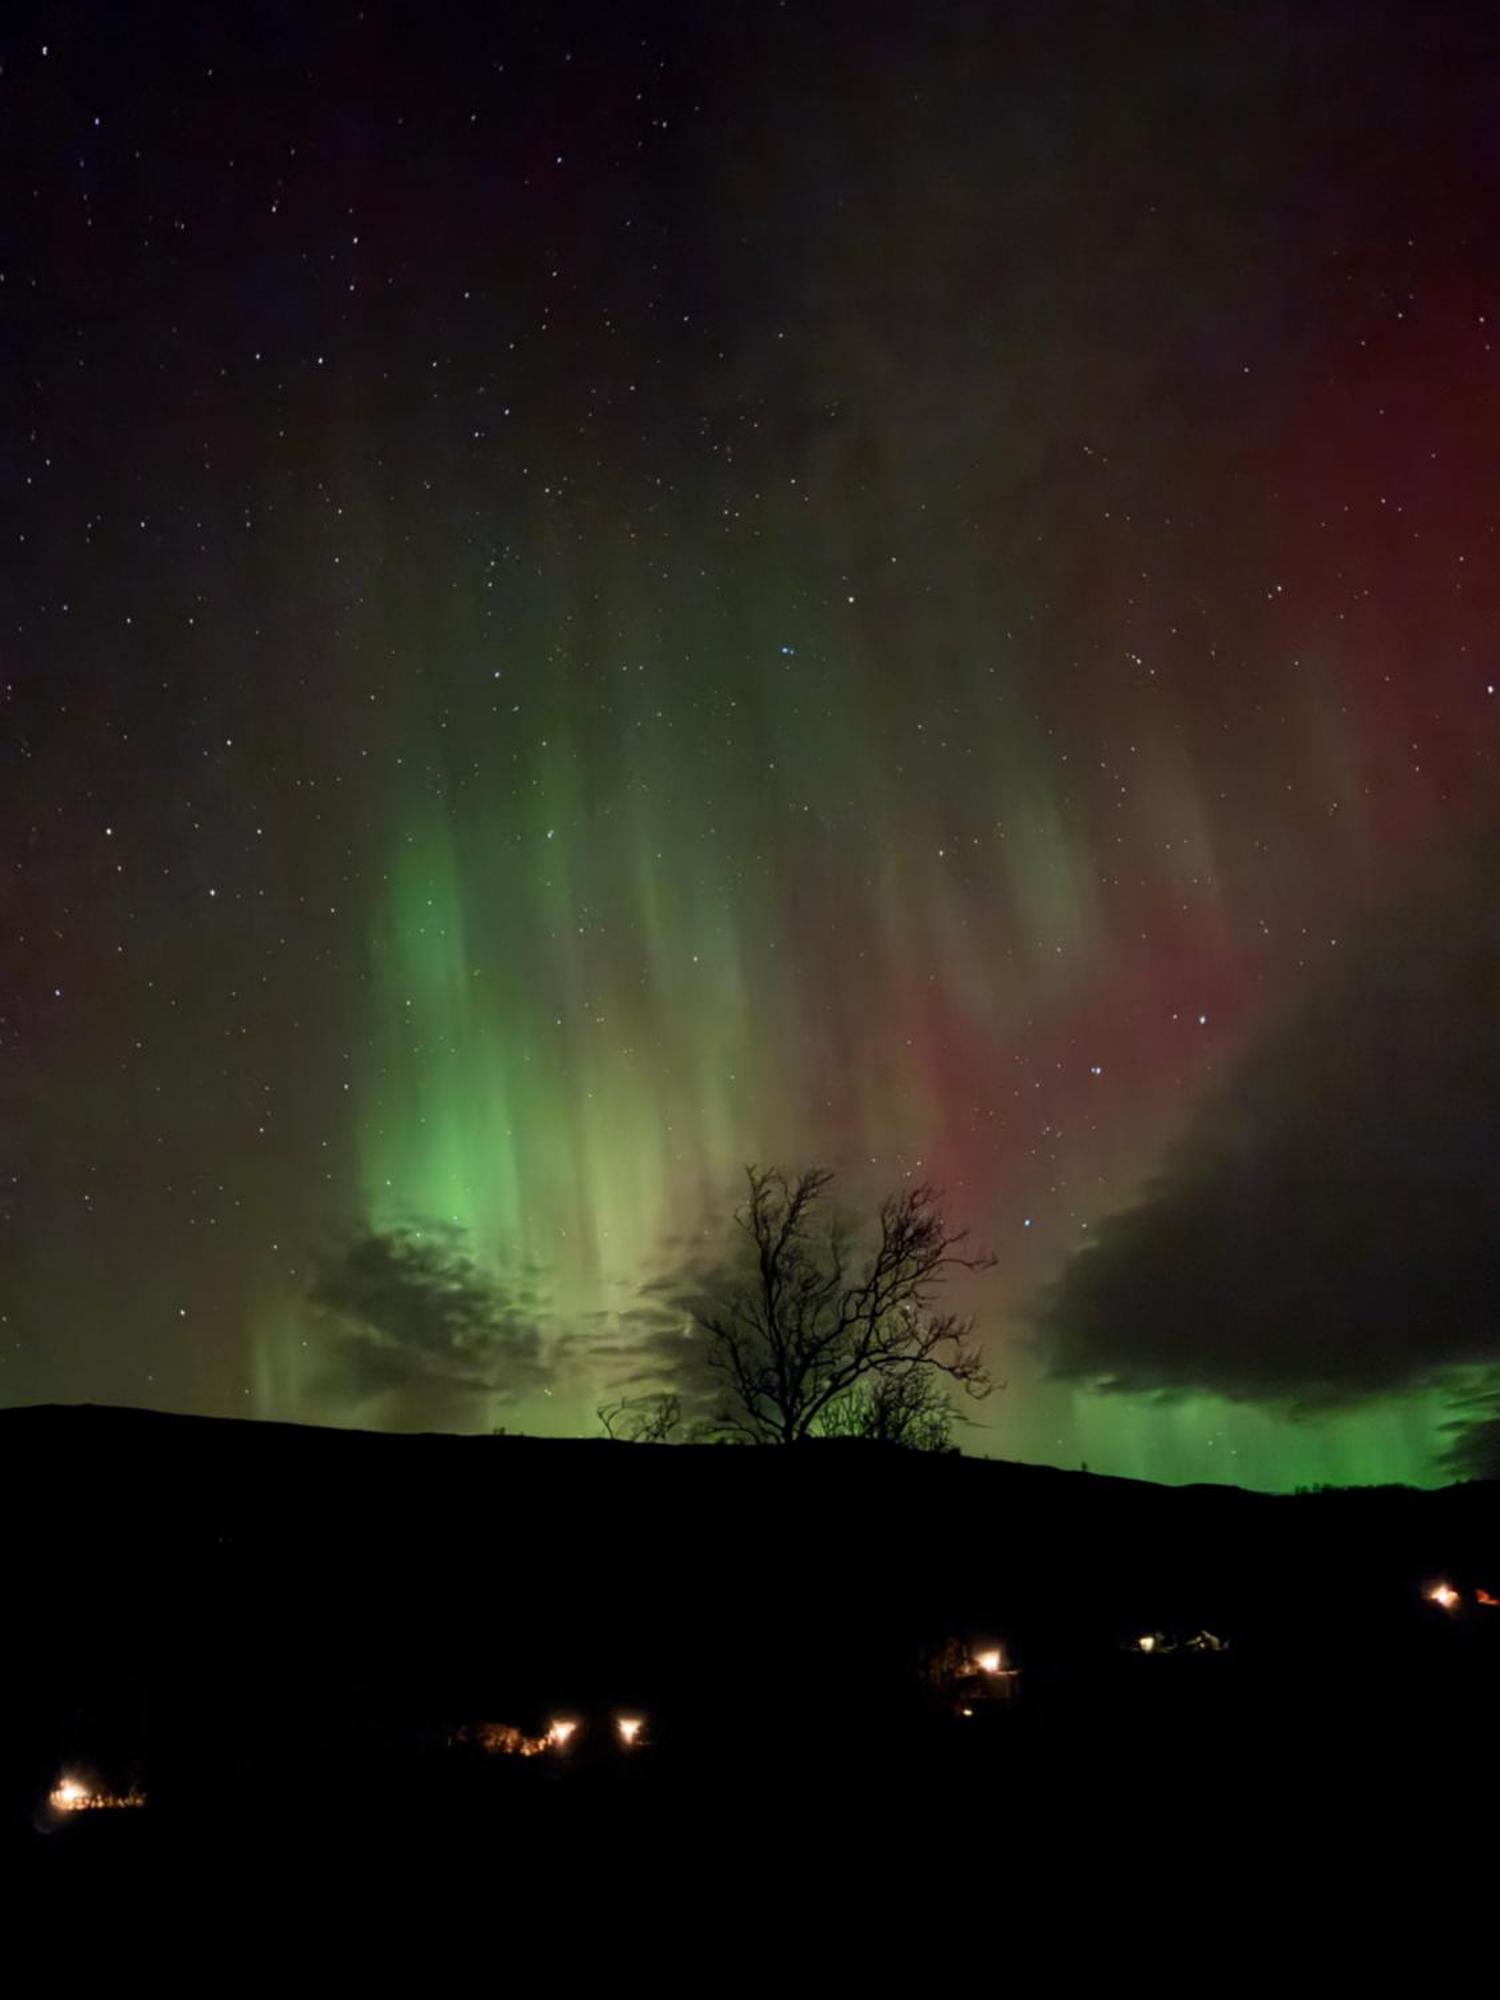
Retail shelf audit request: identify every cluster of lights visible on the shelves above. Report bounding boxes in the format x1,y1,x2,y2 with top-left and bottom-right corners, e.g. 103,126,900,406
44,1580,1497,1816
47,1775,145,1815
1133,1630,1226,1655
547,1713,647,1749
1421,1582,1497,1612
953,1642,1018,1718
468,1713,649,1757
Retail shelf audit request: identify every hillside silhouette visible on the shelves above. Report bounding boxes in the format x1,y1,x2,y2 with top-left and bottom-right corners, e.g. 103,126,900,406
6,1404,1496,1871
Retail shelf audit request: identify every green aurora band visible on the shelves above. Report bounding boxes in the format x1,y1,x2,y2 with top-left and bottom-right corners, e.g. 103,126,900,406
250,633,1466,1492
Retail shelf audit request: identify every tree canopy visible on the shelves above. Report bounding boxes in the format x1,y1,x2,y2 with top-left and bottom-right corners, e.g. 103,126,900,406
694,1166,994,1446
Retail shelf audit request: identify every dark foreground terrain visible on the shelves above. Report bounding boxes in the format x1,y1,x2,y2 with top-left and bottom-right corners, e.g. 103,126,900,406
3,1405,1496,1884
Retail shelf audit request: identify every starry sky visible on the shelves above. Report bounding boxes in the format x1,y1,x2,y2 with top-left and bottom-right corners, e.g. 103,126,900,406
5,1,1498,1487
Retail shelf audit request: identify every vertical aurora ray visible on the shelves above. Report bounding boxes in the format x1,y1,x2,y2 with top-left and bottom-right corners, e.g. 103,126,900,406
332,654,771,1430
360,806,525,1256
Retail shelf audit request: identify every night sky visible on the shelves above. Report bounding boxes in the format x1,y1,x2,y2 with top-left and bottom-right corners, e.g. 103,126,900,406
6,2,1499,1487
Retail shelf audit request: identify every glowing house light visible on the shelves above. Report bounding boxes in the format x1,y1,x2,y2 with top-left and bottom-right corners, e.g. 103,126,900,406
1426,1583,1461,1611
615,1715,645,1747
50,1777,90,1812
547,1717,579,1748
975,1649,1004,1675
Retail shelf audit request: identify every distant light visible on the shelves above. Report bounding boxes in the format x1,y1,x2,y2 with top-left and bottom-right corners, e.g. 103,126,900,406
547,1717,579,1748
615,1714,645,1747
1137,1635,1157,1654
51,1777,89,1812
975,1649,1003,1676
959,1706,974,1718
1426,1582,1461,1611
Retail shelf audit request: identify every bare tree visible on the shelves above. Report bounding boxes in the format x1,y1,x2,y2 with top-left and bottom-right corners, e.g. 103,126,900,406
816,1366,960,1452
695,1167,994,1446
597,1391,683,1443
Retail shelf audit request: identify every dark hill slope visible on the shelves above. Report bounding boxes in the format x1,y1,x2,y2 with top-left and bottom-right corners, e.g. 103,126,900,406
3,1404,1495,1824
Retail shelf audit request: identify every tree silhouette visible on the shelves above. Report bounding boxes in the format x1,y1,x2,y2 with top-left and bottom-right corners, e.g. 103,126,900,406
597,1391,684,1443
815,1365,961,1452
695,1167,993,1446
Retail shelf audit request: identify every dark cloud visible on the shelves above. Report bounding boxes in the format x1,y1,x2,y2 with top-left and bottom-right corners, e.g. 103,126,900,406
1035,849,1500,1472
308,1223,551,1428
1437,1378,1500,1481
1444,1422,1500,1480
582,1245,738,1430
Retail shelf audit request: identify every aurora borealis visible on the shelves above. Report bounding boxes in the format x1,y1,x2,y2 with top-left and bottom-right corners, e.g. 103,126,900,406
6,2,1499,1487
